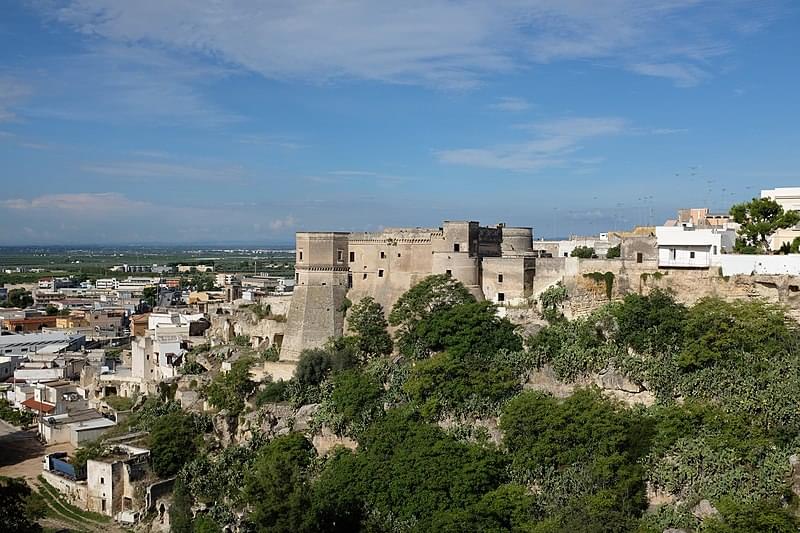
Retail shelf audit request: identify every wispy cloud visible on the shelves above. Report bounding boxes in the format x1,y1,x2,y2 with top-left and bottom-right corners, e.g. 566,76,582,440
236,134,305,150
81,159,248,182
16,44,240,125
43,1,778,88
437,116,628,172
1,192,148,212
0,77,30,122
489,97,531,112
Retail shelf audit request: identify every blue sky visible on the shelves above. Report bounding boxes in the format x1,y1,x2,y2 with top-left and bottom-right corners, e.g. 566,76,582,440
1,0,799,244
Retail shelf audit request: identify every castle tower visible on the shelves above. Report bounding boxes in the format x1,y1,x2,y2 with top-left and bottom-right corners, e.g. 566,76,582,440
431,221,484,299
279,232,350,361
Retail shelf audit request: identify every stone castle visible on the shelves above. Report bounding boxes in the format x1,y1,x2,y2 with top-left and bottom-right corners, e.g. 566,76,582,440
279,221,536,360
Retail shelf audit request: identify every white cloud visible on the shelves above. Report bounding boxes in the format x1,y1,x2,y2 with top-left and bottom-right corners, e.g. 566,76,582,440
438,116,628,172
44,0,777,88
489,97,531,112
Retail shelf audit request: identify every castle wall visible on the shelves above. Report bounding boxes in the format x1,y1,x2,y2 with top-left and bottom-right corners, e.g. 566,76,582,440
482,256,536,305
347,229,436,315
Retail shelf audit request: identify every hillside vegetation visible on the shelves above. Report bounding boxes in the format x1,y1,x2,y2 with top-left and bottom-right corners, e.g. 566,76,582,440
164,275,800,532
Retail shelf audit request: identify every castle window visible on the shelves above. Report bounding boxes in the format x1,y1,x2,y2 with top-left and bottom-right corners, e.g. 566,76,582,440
378,269,384,278
349,251,355,262
380,251,386,259
498,274,503,283
713,245,718,255
497,293,505,302
636,252,643,263
453,243,460,252
363,273,368,280
337,249,344,262
298,250,304,262
397,253,401,257
690,251,695,259
446,269,452,277
295,273,299,283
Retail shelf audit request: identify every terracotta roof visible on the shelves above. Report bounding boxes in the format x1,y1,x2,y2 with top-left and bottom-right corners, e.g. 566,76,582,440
21,399,55,413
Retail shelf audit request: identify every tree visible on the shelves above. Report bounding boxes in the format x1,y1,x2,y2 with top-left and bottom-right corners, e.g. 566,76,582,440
142,286,158,308
404,350,521,419
0,476,44,532
45,304,59,316
169,478,193,533
539,282,569,323
205,356,258,415
500,389,649,530
571,246,595,258
150,411,199,477
730,197,800,253
411,300,522,359
389,275,474,358
294,343,358,387
606,245,621,259
346,297,393,361
245,433,317,533
611,289,686,355
312,410,509,532
6,288,33,308
330,369,384,433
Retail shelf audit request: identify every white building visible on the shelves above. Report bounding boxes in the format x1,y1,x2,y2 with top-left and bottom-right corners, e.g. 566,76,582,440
116,277,159,295
655,225,736,268
95,279,118,290
0,331,86,356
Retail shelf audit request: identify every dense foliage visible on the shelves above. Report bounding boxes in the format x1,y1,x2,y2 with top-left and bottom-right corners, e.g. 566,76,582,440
204,356,258,415
346,296,393,361
570,245,595,258
0,476,44,532
388,274,474,358
167,277,800,532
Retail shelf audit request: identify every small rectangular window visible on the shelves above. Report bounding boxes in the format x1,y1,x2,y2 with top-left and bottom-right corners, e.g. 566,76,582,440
298,250,303,262
498,274,503,283
380,251,386,259
363,273,368,280
497,293,505,302
397,253,401,257
671,249,676,260
378,269,384,278
453,243,460,252
690,251,695,259
713,245,718,255
446,269,452,276
295,273,299,283
349,251,355,262
636,252,643,263
100,477,104,484
337,249,344,262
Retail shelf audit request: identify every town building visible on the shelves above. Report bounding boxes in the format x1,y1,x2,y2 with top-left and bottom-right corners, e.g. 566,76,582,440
655,225,736,268
0,331,85,355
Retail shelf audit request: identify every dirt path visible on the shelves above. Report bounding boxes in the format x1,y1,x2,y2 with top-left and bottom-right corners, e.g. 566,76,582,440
0,419,74,480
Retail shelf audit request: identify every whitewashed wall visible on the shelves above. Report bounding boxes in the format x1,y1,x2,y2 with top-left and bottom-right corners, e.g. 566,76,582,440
719,255,800,276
